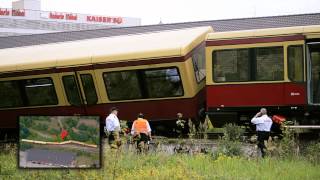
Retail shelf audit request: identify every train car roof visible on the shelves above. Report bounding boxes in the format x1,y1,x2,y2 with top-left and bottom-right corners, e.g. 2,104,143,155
0,26,213,74
206,25,320,40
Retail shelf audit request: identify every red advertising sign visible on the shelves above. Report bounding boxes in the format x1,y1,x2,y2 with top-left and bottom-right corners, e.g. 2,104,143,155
66,13,77,20
49,12,77,20
12,9,25,16
0,8,10,16
49,12,64,19
87,16,123,24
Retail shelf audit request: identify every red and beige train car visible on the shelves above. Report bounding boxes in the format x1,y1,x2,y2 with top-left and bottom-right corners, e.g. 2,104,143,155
205,25,320,127
0,26,213,137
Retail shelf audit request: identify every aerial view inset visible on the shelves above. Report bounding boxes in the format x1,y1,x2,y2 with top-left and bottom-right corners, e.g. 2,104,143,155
19,116,100,168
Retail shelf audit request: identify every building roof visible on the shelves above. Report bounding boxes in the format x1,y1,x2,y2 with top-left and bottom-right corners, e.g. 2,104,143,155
0,27,212,73
26,148,75,167
0,13,320,49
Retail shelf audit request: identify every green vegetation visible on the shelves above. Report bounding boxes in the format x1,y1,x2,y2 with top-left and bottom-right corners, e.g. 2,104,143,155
1,143,320,179
66,118,78,128
19,142,33,151
212,123,245,158
19,116,100,145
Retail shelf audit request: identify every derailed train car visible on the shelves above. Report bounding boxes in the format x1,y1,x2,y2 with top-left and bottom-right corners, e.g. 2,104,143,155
205,25,320,127
0,26,213,137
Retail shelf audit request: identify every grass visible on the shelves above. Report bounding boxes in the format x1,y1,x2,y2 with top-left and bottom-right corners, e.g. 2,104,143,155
1,143,320,180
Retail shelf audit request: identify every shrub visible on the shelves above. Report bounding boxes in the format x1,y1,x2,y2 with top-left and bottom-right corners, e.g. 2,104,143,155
20,127,30,139
34,123,48,131
222,123,245,141
78,124,88,131
66,118,78,128
304,141,320,165
212,124,244,158
270,127,299,159
213,138,243,159
48,128,60,135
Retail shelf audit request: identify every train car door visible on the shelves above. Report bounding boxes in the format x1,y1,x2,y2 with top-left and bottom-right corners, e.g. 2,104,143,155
59,70,99,115
307,42,320,105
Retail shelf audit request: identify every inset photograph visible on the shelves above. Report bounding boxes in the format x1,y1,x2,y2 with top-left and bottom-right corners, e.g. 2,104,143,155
19,116,100,168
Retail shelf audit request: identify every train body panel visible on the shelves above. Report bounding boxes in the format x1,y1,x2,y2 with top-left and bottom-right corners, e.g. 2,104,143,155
0,90,205,128
0,27,212,134
206,25,320,126
206,83,307,108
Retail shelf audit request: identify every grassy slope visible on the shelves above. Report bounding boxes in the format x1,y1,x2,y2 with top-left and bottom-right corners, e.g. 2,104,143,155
1,144,320,180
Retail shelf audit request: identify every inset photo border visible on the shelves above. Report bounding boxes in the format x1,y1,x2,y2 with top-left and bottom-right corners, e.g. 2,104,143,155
18,116,101,169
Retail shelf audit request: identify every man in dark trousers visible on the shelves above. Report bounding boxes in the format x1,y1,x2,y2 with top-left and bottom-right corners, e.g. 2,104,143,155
251,108,273,158
131,113,152,153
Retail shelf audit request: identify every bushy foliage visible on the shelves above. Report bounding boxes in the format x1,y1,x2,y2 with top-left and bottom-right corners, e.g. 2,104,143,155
34,123,48,131
269,127,299,159
212,124,244,158
48,128,60,135
213,138,243,159
20,127,30,139
304,141,320,165
78,123,88,131
222,123,245,141
66,118,78,128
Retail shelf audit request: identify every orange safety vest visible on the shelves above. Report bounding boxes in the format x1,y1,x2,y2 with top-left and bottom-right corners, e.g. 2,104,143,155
133,118,149,134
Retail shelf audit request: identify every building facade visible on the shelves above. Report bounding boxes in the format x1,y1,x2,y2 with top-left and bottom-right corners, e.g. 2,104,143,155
0,0,141,36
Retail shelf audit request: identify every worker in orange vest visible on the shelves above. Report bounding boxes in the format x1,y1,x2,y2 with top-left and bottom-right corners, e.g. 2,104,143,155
131,113,152,153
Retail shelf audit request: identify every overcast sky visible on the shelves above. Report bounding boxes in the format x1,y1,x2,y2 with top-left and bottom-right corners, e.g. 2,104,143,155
0,0,319,25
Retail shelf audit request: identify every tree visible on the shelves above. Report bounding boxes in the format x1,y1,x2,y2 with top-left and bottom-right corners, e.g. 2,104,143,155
78,123,88,131
20,127,30,139
66,118,78,128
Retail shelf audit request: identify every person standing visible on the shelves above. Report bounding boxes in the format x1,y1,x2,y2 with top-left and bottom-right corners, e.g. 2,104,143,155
131,113,152,153
251,108,273,158
105,107,121,149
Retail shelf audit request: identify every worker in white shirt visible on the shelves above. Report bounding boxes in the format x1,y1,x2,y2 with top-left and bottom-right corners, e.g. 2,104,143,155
251,108,273,158
105,107,121,149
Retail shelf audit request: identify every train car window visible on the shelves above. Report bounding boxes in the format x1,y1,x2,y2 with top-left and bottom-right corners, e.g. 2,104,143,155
62,75,82,106
255,46,284,81
80,74,98,105
288,45,304,82
213,46,284,82
0,81,23,108
143,68,183,98
213,49,250,82
103,67,183,101
24,78,58,106
192,45,206,83
103,71,142,101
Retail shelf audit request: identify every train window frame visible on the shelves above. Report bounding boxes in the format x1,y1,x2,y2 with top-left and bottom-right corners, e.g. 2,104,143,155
213,48,250,83
23,77,58,106
103,70,143,101
288,45,304,82
62,75,82,106
0,80,24,108
192,44,206,83
255,46,284,81
143,67,184,98
212,46,284,83
79,74,98,105
103,66,184,101
0,77,58,108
